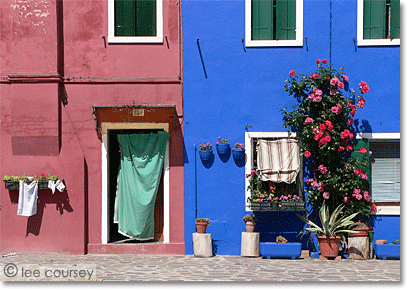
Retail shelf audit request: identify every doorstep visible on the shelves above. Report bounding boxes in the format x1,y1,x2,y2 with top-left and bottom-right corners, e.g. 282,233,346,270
87,243,185,255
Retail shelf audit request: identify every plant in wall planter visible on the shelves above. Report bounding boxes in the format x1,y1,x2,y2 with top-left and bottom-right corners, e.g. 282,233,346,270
199,142,213,161
246,170,276,211
279,194,305,211
260,236,302,259
4,174,63,190
195,218,212,234
216,137,230,155
276,235,288,243
232,142,245,160
243,214,257,232
296,203,359,259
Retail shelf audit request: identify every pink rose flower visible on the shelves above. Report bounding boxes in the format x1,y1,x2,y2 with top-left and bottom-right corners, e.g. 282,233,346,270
354,169,360,176
356,194,363,200
322,59,327,64
359,81,367,87
331,106,341,115
337,82,344,89
361,85,369,93
289,70,295,76
346,145,353,152
353,188,361,194
348,118,354,126
372,204,377,211
318,184,326,192
360,148,367,154
314,88,323,95
323,192,330,199
305,151,311,157
330,89,337,95
312,95,322,102
330,77,339,85
316,59,321,64
338,146,345,152
369,151,373,156
304,117,314,125
350,107,356,116
306,178,314,184
358,98,366,108
320,123,326,130
311,181,319,188
361,173,368,180
363,191,371,202
251,169,256,174
343,75,349,82
312,127,320,135
341,129,350,139
318,164,328,174
344,196,349,203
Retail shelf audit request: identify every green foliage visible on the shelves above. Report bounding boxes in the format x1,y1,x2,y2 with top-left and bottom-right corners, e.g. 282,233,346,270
282,61,374,221
196,218,212,226
243,214,257,223
276,235,287,243
296,203,359,237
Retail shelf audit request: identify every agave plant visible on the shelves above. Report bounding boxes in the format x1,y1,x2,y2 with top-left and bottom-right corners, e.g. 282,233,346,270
296,203,359,237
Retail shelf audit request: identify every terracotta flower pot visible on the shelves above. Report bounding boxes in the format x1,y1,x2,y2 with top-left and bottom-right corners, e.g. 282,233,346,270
245,221,256,232
195,221,208,233
318,236,341,258
375,239,387,244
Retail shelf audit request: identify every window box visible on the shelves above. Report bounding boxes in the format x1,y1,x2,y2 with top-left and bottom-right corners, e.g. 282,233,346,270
260,242,302,259
249,201,278,211
279,201,305,211
374,244,400,260
4,181,19,190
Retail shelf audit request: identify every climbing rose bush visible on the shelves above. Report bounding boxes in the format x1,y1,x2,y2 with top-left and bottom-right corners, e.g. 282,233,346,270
281,59,374,220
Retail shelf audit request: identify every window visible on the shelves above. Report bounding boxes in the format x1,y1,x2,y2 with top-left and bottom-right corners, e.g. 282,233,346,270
357,0,400,46
356,133,400,215
108,0,163,43
245,132,303,210
245,0,303,47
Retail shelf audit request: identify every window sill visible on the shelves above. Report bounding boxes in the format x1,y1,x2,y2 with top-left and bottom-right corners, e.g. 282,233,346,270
108,36,163,44
357,38,400,46
245,39,303,47
374,206,400,216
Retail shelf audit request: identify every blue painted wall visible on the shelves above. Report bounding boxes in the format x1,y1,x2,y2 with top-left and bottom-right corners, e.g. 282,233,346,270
183,0,400,255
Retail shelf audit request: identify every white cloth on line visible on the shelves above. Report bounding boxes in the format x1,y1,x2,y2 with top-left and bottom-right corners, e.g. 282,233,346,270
17,181,38,217
47,180,66,194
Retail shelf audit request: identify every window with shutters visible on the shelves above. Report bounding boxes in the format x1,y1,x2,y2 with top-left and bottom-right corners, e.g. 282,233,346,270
357,0,400,46
108,0,163,43
245,0,303,47
244,132,304,211
355,133,400,215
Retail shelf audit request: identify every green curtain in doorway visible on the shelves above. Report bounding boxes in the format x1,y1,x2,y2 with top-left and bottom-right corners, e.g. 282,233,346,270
114,131,170,240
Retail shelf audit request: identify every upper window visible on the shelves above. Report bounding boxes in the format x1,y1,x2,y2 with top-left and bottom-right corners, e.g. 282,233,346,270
357,0,400,46
108,0,163,43
245,0,303,47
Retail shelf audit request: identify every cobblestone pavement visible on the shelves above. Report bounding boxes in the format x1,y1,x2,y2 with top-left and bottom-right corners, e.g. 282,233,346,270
0,253,401,282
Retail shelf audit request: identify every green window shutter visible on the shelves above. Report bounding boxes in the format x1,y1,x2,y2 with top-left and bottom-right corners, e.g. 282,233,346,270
115,0,136,37
251,0,273,40
276,0,296,40
390,0,400,39
136,0,157,37
363,0,386,39
351,139,371,184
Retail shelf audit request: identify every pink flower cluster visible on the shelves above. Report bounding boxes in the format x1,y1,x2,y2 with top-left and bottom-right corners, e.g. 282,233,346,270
316,59,327,64
303,117,314,125
330,77,345,89
318,164,328,174
245,169,256,178
360,81,369,94
331,103,342,115
353,168,368,180
289,70,295,76
308,88,323,102
351,189,371,202
310,73,319,79
313,120,333,146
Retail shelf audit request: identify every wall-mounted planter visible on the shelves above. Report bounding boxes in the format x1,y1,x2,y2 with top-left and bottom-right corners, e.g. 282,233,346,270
232,149,245,160
199,150,213,161
279,201,305,211
250,202,278,211
4,180,62,190
260,242,302,259
374,244,400,260
216,144,230,155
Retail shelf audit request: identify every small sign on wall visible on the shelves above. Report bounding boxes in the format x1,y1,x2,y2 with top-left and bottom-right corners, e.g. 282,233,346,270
133,108,145,116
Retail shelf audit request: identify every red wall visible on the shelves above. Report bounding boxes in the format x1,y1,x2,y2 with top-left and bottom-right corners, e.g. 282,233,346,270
0,0,184,254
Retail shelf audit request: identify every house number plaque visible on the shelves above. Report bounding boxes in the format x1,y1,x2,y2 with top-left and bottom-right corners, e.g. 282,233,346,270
133,108,145,116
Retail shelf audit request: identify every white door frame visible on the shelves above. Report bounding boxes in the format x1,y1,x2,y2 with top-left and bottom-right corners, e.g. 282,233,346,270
101,122,170,244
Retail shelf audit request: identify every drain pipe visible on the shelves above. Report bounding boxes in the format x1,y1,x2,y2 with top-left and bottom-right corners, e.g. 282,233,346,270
194,144,198,219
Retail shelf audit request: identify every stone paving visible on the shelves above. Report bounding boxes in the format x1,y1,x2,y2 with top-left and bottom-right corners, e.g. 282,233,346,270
0,253,401,282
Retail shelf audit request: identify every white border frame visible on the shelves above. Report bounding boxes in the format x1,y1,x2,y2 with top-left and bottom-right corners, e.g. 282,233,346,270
245,0,303,47
356,132,400,215
108,0,163,43
101,123,170,244
244,131,298,211
356,0,400,46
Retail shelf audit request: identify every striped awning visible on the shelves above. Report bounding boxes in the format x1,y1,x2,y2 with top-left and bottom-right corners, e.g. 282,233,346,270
256,138,300,183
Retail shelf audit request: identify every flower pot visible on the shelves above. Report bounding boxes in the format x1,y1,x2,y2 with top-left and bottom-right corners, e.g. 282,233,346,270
350,226,372,237
232,149,245,160
216,143,230,155
195,221,208,233
245,221,256,232
318,236,341,258
260,242,302,259
374,243,400,260
4,181,19,190
199,150,213,161
375,239,387,244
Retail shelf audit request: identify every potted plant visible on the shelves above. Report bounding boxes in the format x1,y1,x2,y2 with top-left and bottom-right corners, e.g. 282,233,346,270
279,194,304,211
216,137,230,155
276,235,288,243
232,142,245,160
195,218,211,233
3,175,20,189
296,203,359,259
243,214,257,232
246,170,275,211
199,142,213,161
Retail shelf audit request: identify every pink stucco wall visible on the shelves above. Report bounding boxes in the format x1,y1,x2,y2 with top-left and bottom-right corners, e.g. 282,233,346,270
0,0,184,254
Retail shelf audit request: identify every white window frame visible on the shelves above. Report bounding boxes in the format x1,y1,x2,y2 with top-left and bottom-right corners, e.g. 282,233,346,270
108,0,163,44
356,132,400,215
245,131,300,211
245,0,303,47
356,0,400,46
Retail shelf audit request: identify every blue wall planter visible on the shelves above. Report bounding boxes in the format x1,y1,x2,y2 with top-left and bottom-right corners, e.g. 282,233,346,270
232,149,245,161
199,150,213,161
260,242,302,259
216,144,230,155
374,244,400,260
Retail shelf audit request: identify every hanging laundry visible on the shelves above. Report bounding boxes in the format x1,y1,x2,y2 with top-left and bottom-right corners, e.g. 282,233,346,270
47,179,65,194
17,181,38,217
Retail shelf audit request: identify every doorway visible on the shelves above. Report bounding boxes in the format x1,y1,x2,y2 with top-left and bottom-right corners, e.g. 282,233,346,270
101,123,170,245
